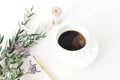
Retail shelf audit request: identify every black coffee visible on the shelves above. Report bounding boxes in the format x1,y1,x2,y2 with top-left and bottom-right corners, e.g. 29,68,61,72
58,30,86,51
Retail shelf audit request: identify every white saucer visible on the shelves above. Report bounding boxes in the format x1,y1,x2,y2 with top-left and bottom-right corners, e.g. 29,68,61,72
32,23,99,79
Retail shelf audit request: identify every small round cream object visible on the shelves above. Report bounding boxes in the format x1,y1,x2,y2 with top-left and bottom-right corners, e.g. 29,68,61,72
52,7,62,24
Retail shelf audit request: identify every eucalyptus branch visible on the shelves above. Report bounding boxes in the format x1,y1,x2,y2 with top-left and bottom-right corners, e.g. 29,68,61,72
0,6,46,80
18,6,35,28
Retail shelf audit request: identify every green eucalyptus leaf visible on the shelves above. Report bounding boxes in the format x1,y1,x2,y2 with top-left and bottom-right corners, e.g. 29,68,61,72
0,35,4,44
17,61,24,69
31,6,33,11
5,58,8,67
11,35,15,44
9,39,12,46
21,21,24,25
15,29,21,42
8,48,14,54
0,64,3,71
10,53,16,58
20,30,24,34
0,64,3,75
16,72,23,79
0,46,2,51
25,8,30,14
35,36,41,40
1,50,7,56
30,33,40,36
0,64,3,69
10,61,17,64
19,54,24,59
19,68,24,72
27,12,34,18
15,36,19,42
24,19,31,25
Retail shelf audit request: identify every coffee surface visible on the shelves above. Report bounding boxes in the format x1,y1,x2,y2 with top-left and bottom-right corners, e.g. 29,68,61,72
58,30,86,51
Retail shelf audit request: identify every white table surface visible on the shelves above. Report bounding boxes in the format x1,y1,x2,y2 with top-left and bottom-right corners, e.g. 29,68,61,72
0,0,120,80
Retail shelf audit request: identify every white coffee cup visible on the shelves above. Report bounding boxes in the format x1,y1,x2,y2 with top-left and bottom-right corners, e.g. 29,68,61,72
33,22,98,75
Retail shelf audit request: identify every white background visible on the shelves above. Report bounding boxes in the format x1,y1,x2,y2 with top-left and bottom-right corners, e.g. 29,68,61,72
0,0,120,80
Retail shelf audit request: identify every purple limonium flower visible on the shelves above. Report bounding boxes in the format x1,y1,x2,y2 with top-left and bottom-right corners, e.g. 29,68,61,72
29,60,41,74
23,48,31,58
12,42,25,52
12,42,31,58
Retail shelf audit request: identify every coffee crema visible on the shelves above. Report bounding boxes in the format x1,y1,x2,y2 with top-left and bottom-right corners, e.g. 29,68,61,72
58,30,86,51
